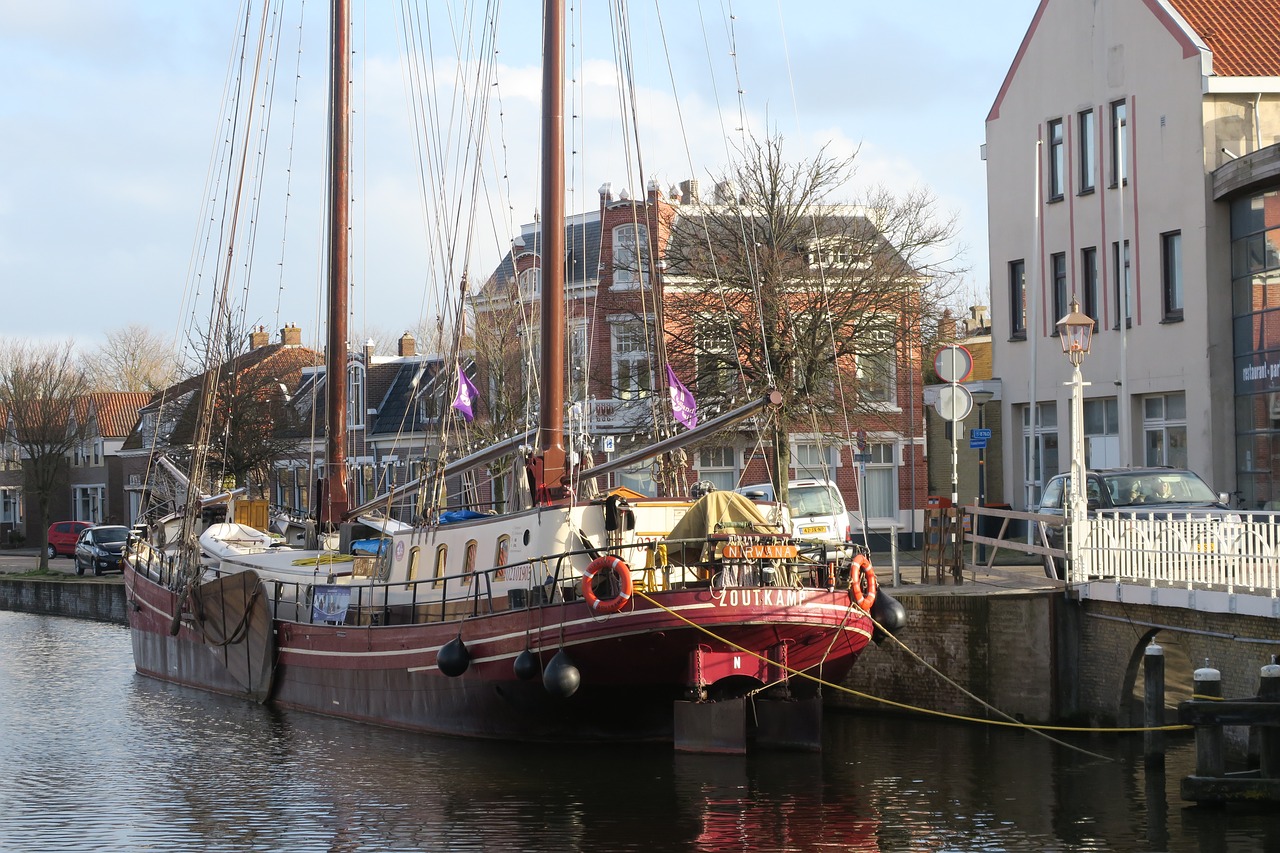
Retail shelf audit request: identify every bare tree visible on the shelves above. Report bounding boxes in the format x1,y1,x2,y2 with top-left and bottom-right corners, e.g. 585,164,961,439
87,324,180,393
0,338,93,569
661,134,965,502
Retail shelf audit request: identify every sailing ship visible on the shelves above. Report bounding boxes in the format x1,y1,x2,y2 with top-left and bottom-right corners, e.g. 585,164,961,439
123,0,903,751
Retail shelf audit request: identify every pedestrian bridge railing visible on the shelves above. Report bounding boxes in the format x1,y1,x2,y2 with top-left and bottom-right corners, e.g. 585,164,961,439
1073,511,1280,598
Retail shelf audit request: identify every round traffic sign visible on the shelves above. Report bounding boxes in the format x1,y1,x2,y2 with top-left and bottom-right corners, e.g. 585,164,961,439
935,383,973,421
934,345,973,384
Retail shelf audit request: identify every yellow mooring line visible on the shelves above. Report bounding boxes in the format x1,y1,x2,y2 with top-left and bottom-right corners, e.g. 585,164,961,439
634,590,1192,760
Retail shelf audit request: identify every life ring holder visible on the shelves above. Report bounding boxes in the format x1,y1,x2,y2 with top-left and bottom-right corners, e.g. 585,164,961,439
849,554,878,612
582,554,633,614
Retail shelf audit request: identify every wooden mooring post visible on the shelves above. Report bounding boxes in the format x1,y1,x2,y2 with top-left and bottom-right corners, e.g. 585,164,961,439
1143,641,1164,764
1178,657,1280,804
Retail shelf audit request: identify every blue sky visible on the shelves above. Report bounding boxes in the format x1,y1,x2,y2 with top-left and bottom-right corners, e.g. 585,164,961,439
0,1,1036,350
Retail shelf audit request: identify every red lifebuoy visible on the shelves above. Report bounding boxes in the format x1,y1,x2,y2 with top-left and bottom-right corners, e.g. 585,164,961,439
582,555,633,614
849,554,878,612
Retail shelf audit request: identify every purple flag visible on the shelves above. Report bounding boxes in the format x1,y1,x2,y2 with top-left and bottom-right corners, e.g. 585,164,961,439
452,365,480,422
666,364,697,430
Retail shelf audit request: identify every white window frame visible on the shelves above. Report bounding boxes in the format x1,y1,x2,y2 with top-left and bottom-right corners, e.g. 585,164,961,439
1143,393,1187,468
696,445,738,491
857,329,897,407
862,441,898,522
611,223,649,290
1021,403,1059,507
793,441,837,479
610,316,652,400
73,485,104,524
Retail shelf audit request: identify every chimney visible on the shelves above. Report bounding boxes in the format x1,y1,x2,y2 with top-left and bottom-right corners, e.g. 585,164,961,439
679,179,699,204
364,339,376,365
713,181,734,204
937,309,958,341
249,325,270,349
398,332,416,357
646,177,661,203
599,182,613,204
280,324,302,346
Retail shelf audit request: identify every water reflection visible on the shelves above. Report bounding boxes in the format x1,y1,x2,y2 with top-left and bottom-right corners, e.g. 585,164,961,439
2,611,1279,852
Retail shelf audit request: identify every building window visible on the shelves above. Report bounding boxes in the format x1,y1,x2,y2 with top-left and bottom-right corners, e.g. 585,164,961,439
1021,403,1058,507
569,319,589,402
0,488,21,525
616,463,654,496
1162,231,1183,321
697,446,738,491
1051,252,1068,327
1078,108,1096,193
1081,246,1098,323
1144,393,1187,468
517,267,540,300
610,318,652,400
1113,240,1132,328
73,486,104,524
695,321,736,400
1047,118,1064,201
793,442,836,479
612,223,649,289
1110,99,1128,187
863,442,897,521
1083,398,1120,468
1009,259,1027,340
857,330,896,405
347,363,366,428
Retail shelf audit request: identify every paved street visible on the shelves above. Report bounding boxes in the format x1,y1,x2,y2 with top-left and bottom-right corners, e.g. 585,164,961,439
0,549,106,578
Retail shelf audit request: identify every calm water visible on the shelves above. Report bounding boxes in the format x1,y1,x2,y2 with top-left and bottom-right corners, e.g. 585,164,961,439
1,611,1277,852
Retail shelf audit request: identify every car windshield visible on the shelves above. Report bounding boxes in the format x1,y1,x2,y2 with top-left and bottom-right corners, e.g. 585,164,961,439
790,485,841,518
94,528,129,544
1105,472,1218,507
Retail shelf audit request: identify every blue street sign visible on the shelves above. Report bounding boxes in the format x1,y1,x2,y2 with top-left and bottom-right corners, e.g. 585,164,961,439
853,452,873,463
969,436,988,450
971,428,992,440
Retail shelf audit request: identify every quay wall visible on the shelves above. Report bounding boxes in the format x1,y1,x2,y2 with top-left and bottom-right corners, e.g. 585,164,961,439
831,591,1057,723
0,579,127,625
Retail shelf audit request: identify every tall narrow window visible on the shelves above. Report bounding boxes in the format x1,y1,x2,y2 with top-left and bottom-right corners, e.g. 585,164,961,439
1110,99,1128,187
1143,393,1187,468
433,544,449,590
347,363,366,428
612,223,649,288
1081,246,1098,323
1113,240,1132,328
1048,118,1064,201
857,330,896,405
610,318,652,399
569,319,589,401
1009,259,1027,339
1162,230,1183,321
1078,108,1096,193
405,546,420,589
864,442,898,520
1051,252,1068,325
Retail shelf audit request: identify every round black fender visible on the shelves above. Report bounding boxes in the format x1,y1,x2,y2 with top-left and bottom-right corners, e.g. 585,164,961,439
542,649,581,698
869,591,907,644
437,635,471,677
513,647,541,681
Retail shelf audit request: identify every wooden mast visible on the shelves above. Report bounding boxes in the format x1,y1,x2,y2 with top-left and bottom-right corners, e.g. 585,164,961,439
532,0,568,502
321,0,350,524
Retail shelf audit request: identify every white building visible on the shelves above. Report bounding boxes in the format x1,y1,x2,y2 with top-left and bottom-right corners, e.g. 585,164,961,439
986,0,1280,508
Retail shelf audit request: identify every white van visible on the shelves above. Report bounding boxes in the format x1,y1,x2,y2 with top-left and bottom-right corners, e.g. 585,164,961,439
736,479,851,551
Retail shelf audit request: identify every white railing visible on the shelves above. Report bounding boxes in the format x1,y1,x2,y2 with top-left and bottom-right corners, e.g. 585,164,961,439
1073,511,1280,596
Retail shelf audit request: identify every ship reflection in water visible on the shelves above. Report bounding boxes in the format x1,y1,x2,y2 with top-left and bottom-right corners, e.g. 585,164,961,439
2,611,1278,852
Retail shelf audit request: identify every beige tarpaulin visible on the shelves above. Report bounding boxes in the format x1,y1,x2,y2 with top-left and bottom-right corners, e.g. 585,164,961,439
663,491,784,566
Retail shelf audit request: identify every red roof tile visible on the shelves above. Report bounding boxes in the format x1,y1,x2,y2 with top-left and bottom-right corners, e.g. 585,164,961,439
87,392,153,438
1169,0,1280,77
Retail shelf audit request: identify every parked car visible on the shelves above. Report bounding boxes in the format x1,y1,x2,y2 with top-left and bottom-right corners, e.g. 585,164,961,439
1036,467,1227,579
736,479,852,552
46,521,92,559
74,525,131,576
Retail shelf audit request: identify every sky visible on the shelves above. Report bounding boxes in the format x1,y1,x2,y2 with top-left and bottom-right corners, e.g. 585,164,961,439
0,0,1037,354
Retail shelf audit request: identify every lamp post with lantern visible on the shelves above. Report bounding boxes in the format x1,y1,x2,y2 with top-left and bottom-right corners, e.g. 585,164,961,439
1056,298,1095,581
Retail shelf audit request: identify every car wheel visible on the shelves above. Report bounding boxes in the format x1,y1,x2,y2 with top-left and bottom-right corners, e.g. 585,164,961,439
92,563,102,577
47,544,57,560
76,559,84,576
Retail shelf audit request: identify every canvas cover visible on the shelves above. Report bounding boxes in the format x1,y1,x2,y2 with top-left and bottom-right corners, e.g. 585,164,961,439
663,491,784,566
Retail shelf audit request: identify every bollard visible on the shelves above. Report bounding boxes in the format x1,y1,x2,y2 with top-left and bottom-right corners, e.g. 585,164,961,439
1144,641,1165,762
1193,659,1223,778
1260,656,1280,779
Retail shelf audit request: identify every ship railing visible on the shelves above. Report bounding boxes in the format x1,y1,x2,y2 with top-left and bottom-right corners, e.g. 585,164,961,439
126,534,844,629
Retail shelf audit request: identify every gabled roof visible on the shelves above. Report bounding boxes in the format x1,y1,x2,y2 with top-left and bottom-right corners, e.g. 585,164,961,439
1169,0,1280,77
476,215,603,299
84,392,152,438
121,343,323,450
988,0,1280,123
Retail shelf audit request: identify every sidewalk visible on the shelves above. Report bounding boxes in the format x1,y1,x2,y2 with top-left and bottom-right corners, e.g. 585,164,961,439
0,548,108,578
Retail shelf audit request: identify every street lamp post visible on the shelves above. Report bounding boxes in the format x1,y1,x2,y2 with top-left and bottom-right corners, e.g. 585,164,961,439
1056,298,1095,582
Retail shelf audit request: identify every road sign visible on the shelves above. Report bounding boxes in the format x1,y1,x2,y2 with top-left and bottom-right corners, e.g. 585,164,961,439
969,435,988,450
933,345,973,384
853,452,873,463
971,428,992,440
934,383,973,421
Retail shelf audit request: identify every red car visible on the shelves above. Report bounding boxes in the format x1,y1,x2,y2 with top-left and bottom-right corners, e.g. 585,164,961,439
47,521,92,559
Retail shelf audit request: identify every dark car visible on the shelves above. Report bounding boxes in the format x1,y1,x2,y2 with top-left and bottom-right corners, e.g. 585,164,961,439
74,525,131,576
1036,468,1227,578
47,520,92,559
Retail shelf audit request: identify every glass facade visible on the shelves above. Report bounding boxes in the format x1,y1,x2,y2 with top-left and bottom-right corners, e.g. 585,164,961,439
1231,189,1280,508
